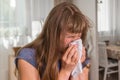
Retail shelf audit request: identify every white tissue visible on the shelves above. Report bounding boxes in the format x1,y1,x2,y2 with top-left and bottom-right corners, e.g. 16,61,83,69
70,39,83,77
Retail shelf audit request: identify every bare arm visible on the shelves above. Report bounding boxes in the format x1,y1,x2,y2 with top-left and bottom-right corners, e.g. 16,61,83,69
18,59,40,80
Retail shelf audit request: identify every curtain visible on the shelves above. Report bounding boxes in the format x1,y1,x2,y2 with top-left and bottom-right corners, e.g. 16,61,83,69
54,0,72,5
97,0,118,43
0,0,30,49
0,0,54,49
0,0,30,80
115,0,120,42
0,0,54,80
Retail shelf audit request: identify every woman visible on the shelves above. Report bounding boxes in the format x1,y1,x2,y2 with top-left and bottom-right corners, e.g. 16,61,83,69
15,2,90,80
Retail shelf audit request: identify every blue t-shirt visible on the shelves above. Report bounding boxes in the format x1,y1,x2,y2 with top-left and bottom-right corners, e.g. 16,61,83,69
15,48,37,68
15,48,90,76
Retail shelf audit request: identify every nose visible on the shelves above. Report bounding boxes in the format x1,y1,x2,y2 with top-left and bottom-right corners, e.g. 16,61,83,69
71,37,80,42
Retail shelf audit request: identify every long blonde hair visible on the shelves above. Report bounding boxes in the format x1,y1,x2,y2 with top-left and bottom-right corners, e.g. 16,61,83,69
19,2,90,80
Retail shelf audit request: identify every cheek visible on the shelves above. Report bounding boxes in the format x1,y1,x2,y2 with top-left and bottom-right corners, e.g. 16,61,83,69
64,38,72,46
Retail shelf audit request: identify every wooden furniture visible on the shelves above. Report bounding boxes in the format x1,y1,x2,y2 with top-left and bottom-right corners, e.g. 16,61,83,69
9,55,18,80
9,47,21,80
98,42,118,80
106,45,120,80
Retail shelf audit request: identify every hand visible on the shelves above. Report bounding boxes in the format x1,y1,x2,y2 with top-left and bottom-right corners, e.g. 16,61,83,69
61,45,79,75
80,47,86,63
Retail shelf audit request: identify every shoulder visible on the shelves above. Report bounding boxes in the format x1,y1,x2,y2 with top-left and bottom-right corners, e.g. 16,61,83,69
19,48,35,55
18,48,36,61
15,48,37,68
18,48,35,58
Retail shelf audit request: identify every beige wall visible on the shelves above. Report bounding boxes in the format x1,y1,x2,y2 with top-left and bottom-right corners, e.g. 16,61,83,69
72,0,98,80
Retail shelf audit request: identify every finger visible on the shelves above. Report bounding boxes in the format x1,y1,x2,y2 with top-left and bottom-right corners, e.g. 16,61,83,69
67,45,77,60
81,47,86,59
81,47,86,63
81,56,86,63
63,45,75,60
71,51,78,62
73,55,79,65
82,47,86,56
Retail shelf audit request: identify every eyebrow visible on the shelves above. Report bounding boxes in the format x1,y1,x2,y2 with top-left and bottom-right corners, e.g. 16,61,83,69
65,33,81,35
65,33,81,38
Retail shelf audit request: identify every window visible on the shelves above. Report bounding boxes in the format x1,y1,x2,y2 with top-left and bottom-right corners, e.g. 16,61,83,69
0,0,29,48
97,0,110,32
0,0,16,37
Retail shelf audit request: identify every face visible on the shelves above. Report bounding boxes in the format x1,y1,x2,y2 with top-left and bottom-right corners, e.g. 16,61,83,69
60,32,82,53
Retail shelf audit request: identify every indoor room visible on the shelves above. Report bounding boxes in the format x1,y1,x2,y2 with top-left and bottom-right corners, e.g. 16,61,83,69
0,0,120,80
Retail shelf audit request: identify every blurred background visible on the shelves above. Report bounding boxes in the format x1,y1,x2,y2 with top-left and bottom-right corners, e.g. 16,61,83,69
2,0,120,80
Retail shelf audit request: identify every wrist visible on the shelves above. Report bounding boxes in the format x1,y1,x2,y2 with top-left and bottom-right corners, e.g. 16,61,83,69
82,58,90,69
57,69,71,80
